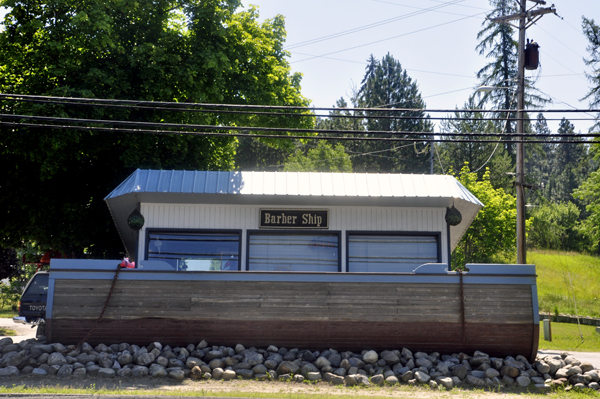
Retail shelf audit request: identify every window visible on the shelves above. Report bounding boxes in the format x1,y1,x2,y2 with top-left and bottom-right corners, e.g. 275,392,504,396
348,233,440,272
146,230,240,271
248,232,340,272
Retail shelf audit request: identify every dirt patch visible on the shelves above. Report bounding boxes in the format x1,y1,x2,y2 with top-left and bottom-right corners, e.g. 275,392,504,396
0,375,547,399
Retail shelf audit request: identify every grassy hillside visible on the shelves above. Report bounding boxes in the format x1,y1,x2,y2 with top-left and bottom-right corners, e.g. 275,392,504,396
530,250,600,318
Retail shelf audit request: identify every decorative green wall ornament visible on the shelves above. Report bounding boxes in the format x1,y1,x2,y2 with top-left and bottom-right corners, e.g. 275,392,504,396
445,205,462,226
127,209,145,231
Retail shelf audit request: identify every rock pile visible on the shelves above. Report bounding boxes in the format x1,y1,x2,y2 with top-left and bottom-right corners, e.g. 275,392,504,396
0,337,598,391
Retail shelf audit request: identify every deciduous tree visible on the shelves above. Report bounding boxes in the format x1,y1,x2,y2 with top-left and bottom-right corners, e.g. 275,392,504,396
0,0,311,257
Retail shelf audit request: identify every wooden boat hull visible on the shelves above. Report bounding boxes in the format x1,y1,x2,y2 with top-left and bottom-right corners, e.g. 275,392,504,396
46,262,539,362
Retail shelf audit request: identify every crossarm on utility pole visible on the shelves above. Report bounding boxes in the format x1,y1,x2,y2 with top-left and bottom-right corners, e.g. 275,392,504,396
489,6,556,23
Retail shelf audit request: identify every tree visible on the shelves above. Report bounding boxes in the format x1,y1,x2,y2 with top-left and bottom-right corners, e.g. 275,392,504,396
437,96,513,190
574,168,600,253
475,0,547,158
528,201,589,252
353,53,433,173
452,164,523,268
583,16,600,131
284,141,353,173
553,118,590,205
0,0,312,257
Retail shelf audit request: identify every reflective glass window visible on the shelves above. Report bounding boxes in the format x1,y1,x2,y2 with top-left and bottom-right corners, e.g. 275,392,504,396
147,231,240,271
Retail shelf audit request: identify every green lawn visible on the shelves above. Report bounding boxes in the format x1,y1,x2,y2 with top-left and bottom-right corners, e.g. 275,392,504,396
538,321,600,352
0,305,17,319
530,250,600,318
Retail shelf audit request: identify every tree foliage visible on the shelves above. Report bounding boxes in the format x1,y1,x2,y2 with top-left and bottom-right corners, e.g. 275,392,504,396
284,141,353,173
452,164,521,268
528,201,589,252
0,248,20,280
438,96,513,190
583,16,600,131
353,53,433,173
575,156,600,253
475,0,547,158
0,0,311,257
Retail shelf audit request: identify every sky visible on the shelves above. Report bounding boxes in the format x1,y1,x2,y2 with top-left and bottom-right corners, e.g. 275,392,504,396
244,0,599,134
0,0,598,134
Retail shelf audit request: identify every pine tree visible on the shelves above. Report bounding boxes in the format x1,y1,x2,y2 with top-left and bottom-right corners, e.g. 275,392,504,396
476,0,547,158
438,96,512,190
353,53,433,173
582,17,600,131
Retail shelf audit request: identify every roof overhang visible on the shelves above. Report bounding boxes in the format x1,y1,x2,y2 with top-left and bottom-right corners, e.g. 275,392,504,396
105,169,483,257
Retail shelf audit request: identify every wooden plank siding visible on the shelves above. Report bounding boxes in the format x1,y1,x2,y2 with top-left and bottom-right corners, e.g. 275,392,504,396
48,278,537,359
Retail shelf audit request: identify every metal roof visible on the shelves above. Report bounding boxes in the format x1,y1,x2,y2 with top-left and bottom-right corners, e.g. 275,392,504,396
106,169,483,257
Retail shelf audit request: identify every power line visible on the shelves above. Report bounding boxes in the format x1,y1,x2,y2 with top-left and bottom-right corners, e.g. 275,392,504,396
6,93,598,122
285,0,466,50
1,114,598,142
2,93,600,115
292,13,483,64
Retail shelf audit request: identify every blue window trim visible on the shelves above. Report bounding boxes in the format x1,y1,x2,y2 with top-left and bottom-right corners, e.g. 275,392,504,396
346,230,442,272
246,229,342,272
144,228,243,271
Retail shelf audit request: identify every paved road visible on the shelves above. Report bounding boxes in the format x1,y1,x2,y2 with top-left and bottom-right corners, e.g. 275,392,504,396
0,318,36,343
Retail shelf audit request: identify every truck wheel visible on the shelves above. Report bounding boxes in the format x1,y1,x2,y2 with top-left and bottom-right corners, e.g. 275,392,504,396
36,323,46,338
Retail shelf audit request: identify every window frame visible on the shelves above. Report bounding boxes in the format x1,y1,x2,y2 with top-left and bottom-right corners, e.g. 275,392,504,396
346,230,442,273
246,229,342,272
145,228,243,271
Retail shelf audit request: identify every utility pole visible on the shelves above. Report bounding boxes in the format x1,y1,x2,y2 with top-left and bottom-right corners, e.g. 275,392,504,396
489,0,556,264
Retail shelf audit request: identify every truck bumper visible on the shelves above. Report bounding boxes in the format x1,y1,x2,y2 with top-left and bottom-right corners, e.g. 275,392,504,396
13,316,44,326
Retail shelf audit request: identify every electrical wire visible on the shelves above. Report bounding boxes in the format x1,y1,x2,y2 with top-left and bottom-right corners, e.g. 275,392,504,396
2,93,599,115
2,113,598,139
285,0,466,50
292,13,484,64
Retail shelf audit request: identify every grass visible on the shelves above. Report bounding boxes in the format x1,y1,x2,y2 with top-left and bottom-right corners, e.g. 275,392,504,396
0,382,599,399
0,304,17,319
529,250,600,318
538,321,600,352
0,327,17,336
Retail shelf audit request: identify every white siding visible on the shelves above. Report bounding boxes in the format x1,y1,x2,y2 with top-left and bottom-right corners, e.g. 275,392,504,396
139,203,448,271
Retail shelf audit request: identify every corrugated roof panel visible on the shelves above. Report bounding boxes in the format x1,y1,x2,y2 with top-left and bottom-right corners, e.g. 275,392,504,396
214,171,228,194
398,174,415,197
332,173,345,196
250,172,264,195
354,174,369,196
366,174,381,197
286,172,299,196
425,175,445,198
297,173,310,196
239,172,252,195
191,170,206,193
388,174,405,197
229,172,243,194
262,171,276,195
321,173,334,196
412,175,428,197
106,169,482,205
343,173,357,196
181,170,195,193
204,171,218,193
309,173,322,196
377,175,392,197
157,170,172,192
273,172,287,195
169,170,184,193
